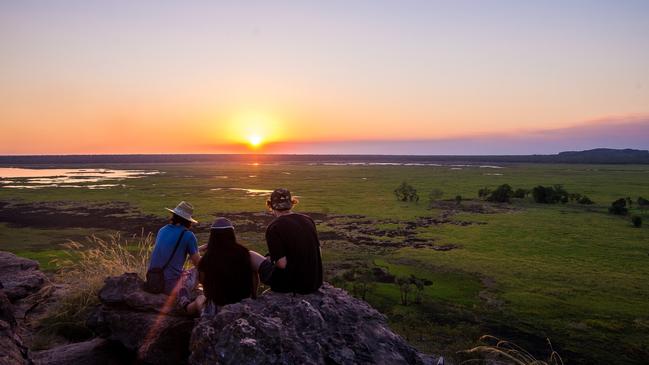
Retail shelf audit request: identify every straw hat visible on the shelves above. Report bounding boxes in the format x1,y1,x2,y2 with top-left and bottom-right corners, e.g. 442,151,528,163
165,201,198,223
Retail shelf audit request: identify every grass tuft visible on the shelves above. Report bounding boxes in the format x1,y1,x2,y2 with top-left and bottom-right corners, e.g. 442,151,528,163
33,232,153,348
461,335,564,365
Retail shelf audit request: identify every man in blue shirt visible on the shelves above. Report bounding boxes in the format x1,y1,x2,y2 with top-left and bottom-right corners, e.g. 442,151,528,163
148,201,205,313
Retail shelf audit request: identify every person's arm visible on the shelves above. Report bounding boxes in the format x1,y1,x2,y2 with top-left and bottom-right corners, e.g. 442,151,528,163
187,233,200,267
198,244,207,255
265,226,287,269
190,253,201,267
276,257,287,269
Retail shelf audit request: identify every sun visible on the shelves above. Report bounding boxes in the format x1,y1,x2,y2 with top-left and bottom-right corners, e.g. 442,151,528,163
248,134,263,148
225,111,281,150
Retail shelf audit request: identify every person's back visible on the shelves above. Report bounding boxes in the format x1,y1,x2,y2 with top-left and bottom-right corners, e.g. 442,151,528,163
266,212,323,294
199,218,254,307
149,223,198,294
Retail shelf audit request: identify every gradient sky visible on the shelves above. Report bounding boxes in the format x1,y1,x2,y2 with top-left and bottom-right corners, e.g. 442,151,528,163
1,0,648,154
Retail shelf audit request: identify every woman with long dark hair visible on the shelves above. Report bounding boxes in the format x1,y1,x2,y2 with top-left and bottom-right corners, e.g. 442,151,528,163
198,217,256,312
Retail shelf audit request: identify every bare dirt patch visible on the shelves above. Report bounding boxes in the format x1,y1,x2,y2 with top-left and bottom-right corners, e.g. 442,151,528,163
0,200,485,250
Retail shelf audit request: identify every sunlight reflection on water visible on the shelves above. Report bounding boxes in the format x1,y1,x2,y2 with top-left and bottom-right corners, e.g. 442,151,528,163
0,168,159,189
210,187,273,196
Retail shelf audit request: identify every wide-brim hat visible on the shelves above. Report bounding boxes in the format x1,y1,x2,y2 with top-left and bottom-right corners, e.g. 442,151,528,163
165,201,198,223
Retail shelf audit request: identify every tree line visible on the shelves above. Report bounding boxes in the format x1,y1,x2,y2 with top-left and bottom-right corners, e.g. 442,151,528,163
394,181,647,227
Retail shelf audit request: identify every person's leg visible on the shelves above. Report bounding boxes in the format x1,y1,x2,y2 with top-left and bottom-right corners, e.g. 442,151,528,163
249,250,274,286
177,268,202,315
185,294,206,315
249,250,267,270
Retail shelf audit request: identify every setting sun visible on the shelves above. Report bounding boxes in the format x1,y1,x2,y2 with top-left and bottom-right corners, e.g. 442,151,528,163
248,135,263,148
224,112,282,151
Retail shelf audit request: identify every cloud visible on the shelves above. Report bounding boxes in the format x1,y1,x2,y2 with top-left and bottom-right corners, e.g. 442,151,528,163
257,115,649,155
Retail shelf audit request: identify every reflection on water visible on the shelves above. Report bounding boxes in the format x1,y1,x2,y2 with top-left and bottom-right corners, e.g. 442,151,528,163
0,168,159,189
210,188,273,196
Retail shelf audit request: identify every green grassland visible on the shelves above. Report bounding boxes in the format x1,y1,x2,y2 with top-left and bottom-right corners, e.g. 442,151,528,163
1,162,649,364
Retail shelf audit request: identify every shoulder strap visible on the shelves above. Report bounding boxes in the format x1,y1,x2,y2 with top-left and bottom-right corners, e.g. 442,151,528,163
161,229,187,270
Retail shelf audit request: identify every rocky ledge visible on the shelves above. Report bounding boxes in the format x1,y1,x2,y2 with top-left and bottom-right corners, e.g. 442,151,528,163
0,250,443,365
0,252,47,302
90,273,442,365
0,289,31,365
88,273,195,365
190,283,439,365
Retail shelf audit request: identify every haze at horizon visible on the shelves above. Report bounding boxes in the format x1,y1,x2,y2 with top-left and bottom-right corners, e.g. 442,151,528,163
1,0,648,155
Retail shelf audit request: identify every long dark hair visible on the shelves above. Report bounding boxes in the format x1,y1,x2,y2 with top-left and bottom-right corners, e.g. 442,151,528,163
198,227,253,306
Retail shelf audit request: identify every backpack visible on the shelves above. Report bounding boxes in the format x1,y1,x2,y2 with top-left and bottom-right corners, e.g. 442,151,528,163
144,230,186,294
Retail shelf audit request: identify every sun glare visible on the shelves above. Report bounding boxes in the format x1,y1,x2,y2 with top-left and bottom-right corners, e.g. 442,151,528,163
225,112,281,150
248,134,263,148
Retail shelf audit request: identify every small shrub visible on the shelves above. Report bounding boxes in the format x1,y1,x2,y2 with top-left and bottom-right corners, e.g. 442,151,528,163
427,188,444,208
395,276,412,305
553,184,569,203
608,198,628,215
638,197,649,212
478,187,491,199
487,184,514,203
532,185,569,204
568,193,582,202
455,195,462,205
577,196,594,205
394,182,419,202
631,216,642,228
345,268,376,300
513,188,528,199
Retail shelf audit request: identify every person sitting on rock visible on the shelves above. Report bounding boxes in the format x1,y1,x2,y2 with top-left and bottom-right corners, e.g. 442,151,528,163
198,217,259,316
249,188,323,294
147,201,205,314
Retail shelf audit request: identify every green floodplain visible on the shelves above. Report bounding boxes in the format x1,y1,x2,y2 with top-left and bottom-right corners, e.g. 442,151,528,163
1,161,648,364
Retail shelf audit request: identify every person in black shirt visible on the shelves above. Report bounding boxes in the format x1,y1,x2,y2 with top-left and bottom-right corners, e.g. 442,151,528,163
250,188,323,294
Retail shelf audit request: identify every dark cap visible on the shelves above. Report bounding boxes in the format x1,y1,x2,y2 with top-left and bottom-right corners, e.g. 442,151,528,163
269,188,293,210
210,217,234,230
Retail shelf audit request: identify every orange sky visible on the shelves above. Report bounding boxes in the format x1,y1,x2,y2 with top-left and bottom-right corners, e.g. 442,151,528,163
1,1,648,154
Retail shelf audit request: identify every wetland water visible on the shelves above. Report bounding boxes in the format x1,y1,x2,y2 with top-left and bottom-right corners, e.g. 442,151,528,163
0,168,160,189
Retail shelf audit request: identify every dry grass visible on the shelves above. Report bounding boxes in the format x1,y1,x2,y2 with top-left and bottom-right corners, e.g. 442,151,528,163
34,232,154,347
461,335,564,365
56,231,153,291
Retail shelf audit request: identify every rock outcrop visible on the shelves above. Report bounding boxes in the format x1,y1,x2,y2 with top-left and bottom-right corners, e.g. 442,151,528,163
90,274,441,365
0,252,47,302
190,283,439,365
1,251,443,365
32,338,133,365
88,273,195,365
0,289,31,365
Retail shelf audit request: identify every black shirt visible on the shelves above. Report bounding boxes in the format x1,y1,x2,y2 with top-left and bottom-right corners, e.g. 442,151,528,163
265,213,323,294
